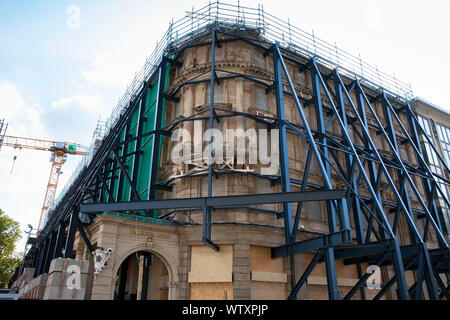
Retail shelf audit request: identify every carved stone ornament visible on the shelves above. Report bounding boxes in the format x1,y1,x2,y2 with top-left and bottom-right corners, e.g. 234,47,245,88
92,247,113,275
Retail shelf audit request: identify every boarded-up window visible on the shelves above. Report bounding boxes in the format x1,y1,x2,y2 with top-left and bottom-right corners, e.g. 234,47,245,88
189,245,233,300
304,200,322,221
206,81,224,104
207,45,224,62
295,68,306,86
254,49,265,68
254,86,268,111
250,246,286,300
175,100,181,118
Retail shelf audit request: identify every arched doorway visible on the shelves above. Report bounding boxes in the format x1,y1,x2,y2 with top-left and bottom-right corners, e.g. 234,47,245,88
114,251,169,300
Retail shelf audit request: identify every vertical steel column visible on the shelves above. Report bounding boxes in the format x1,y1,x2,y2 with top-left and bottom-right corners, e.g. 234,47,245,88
273,42,293,243
273,42,296,295
333,71,364,244
34,239,47,277
353,83,446,300
203,27,219,251
38,235,52,275
107,157,117,203
356,84,447,248
406,104,443,235
380,111,442,297
309,58,339,299
356,263,367,300
115,140,126,202
148,59,167,203
421,242,439,300
52,222,66,260
395,104,447,235
380,92,416,242
131,84,148,202
64,210,78,259
274,47,342,299
98,163,107,203
93,164,103,203
310,59,337,235
354,80,387,241
311,65,410,298
115,106,135,203
43,230,57,273
329,73,411,299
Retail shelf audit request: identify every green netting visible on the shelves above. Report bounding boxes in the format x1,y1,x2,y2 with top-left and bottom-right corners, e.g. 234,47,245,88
107,63,170,219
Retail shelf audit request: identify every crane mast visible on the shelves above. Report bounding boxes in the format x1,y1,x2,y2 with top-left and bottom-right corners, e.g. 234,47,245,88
1,134,88,231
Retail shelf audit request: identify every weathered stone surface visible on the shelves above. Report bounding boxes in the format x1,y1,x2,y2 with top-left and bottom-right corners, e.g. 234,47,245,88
46,272,89,287
44,286,86,300
49,258,89,274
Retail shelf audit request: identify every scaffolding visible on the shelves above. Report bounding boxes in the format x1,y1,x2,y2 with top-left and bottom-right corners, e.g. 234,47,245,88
52,1,414,213
28,1,449,300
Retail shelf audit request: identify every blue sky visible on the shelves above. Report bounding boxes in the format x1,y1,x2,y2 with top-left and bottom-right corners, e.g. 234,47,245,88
0,0,449,252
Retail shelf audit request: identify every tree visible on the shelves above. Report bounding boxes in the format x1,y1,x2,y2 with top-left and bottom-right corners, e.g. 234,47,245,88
0,209,22,288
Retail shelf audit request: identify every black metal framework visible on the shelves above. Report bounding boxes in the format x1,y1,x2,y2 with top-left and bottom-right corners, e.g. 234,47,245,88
21,5,450,300
0,118,7,151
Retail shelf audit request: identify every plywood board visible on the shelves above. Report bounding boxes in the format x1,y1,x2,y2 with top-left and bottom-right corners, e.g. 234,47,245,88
250,246,283,273
251,271,287,283
189,245,233,283
250,282,285,300
189,282,233,300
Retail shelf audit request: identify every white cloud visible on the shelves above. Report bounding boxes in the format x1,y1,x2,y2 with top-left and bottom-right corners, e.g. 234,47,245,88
81,52,137,89
0,81,46,137
51,93,106,113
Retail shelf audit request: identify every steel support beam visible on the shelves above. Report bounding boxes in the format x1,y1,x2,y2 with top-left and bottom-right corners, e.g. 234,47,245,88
148,58,168,202
77,224,95,254
52,223,66,260
130,87,148,202
273,42,294,244
334,72,364,244
34,239,47,277
354,80,386,241
32,28,450,301
310,59,338,236
64,210,78,259
112,148,139,200
80,189,346,213
43,231,57,273
272,230,351,258
287,252,322,300
203,27,220,251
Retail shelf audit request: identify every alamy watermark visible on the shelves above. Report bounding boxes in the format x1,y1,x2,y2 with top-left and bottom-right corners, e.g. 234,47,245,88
66,265,81,290
66,5,81,30
366,265,382,289
170,126,279,174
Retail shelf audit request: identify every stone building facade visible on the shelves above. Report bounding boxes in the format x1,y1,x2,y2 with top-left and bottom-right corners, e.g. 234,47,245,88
62,34,448,300
15,7,449,300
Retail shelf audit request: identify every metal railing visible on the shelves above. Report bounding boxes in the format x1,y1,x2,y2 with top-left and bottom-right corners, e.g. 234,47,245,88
102,1,413,140
52,0,414,212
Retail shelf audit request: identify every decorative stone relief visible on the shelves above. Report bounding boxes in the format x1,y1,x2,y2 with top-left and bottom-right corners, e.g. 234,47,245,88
92,247,113,275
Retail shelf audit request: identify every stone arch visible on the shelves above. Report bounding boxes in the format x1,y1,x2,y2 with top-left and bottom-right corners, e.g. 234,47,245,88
111,243,179,300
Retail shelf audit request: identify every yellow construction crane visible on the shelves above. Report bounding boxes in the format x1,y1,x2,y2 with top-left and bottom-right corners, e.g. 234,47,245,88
1,135,88,232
